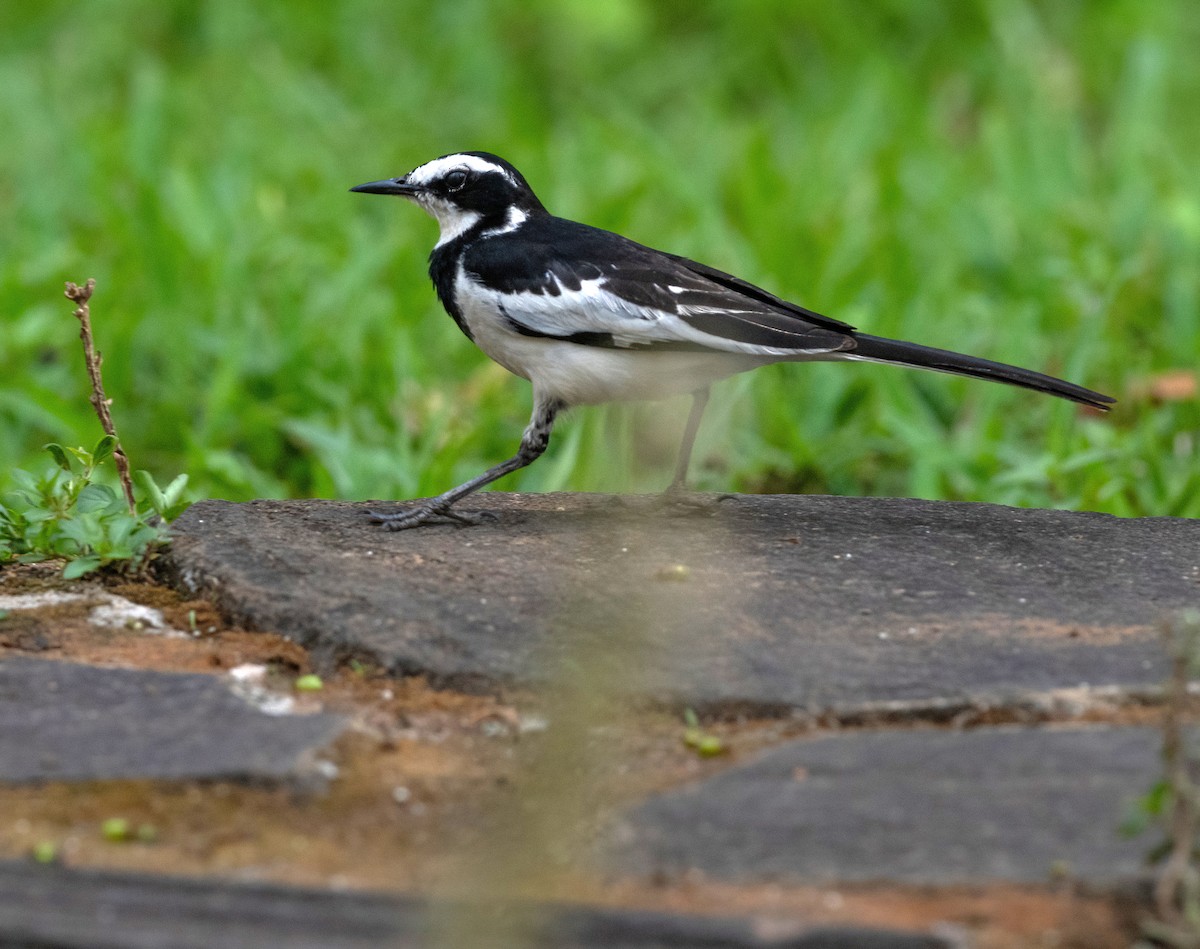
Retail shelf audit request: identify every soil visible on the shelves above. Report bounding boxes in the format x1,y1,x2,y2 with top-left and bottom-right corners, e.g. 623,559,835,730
0,560,1158,948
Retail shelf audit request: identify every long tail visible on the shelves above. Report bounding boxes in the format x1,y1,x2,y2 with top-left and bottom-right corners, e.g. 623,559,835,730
849,333,1115,410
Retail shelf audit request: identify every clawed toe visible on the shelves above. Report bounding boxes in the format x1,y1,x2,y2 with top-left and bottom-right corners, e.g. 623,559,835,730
655,487,735,512
367,504,491,531
440,508,492,526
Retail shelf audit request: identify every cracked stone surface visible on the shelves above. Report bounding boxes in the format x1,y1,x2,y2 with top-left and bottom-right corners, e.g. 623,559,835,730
0,656,344,784
0,862,953,949
608,724,1158,886
165,494,1196,711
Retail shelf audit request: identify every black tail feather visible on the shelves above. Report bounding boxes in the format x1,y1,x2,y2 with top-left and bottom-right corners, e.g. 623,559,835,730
850,333,1115,410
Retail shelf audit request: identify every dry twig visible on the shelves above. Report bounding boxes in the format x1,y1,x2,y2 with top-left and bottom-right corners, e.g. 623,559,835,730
64,279,137,514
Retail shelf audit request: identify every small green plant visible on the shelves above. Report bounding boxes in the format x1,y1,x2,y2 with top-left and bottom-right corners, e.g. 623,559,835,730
0,437,187,578
1130,610,1200,948
0,280,189,578
98,817,156,843
682,708,727,758
294,673,324,692
100,817,130,842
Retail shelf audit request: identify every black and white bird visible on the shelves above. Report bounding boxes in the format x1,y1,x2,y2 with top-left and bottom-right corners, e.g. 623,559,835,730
351,151,1114,530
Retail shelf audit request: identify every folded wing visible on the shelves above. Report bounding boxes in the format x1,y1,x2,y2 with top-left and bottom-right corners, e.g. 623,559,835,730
462,217,855,356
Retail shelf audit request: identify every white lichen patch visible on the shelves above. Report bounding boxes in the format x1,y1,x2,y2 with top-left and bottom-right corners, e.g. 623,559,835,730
0,589,186,638
226,665,301,716
0,590,96,611
228,678,297,717
88,598,185,637
228,663,268,683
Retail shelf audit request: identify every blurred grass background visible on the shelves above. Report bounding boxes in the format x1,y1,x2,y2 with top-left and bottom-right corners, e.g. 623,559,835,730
1,0,1197,516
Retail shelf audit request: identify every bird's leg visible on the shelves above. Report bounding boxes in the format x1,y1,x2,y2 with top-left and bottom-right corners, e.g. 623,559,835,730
664,387,710,495
656,386,734,511
370,398,563,531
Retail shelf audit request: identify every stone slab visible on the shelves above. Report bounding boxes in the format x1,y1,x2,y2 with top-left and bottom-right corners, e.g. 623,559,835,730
0,862,952,949
0,656,344,784
165,494,1198,711
610,724,1158,886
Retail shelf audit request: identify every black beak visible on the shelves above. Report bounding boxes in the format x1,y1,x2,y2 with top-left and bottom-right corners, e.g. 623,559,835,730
349,177,419,196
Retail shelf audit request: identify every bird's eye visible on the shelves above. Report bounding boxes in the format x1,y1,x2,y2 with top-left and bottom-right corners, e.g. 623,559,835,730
444,169,469,192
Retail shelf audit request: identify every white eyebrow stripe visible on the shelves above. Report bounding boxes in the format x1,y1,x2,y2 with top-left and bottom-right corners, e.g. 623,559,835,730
407,154,515,187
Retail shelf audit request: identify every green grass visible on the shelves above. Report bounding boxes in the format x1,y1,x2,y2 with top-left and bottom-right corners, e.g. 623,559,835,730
2,0,1198,516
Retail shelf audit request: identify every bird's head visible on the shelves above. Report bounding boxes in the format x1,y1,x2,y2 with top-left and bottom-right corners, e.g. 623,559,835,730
351,152,545,246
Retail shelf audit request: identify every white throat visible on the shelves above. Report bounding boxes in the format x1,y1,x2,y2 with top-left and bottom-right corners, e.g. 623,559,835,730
421,197,483,248
420,199,528,248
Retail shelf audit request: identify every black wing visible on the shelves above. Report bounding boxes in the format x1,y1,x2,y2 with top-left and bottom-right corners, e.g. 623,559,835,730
461,216,855,355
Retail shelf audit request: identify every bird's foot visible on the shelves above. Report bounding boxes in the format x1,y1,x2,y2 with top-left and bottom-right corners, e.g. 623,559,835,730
368,502,495,531
655,484,737,512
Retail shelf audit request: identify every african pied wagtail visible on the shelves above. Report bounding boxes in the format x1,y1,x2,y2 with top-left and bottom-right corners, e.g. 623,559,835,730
351,152,1114,530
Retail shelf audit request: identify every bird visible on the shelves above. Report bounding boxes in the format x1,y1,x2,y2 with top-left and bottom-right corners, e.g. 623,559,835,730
350,151,1114,530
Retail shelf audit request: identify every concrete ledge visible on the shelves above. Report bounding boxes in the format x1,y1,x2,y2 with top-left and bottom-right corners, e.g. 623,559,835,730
164,494,1195,712
0,862,953,949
